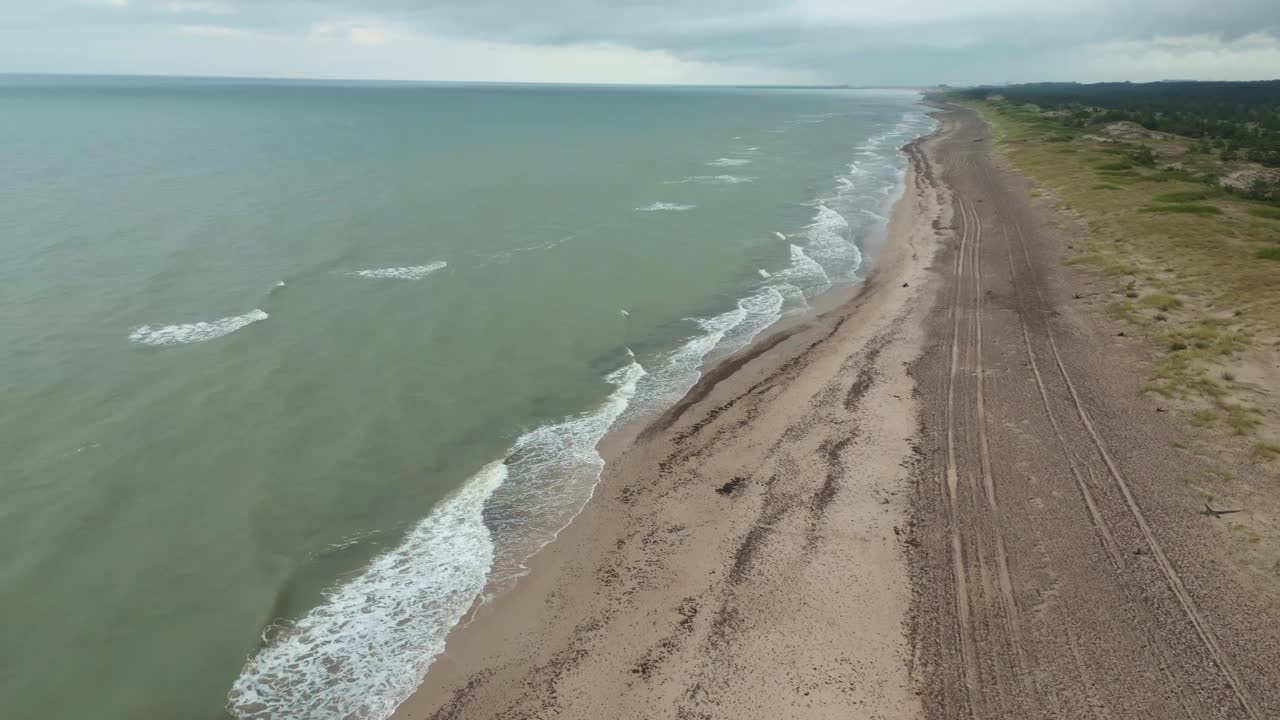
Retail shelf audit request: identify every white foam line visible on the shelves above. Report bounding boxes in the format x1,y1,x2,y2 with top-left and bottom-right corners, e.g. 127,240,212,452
664,175,755,185
230,361,648,720
228,462,508,720
635,202,696,212
129,309,268,347
349,261,447,280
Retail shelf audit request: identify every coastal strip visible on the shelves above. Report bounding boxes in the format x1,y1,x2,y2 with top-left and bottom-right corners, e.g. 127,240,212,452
388,114,952,720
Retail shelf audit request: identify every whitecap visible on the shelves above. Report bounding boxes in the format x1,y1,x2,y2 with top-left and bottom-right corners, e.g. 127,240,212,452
758,268,772,279
349,261,447,280
665,175,755,185
129,309,268,347
707,158,752,167
635,202,696,212
773,232,787,241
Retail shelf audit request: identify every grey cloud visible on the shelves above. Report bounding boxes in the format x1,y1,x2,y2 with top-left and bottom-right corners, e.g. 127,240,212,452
9,0,1280,83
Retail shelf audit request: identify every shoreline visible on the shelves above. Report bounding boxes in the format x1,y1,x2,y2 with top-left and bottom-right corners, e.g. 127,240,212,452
391,110,952,720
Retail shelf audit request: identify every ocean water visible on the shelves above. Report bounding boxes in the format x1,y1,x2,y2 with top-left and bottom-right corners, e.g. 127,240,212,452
0,76,933,720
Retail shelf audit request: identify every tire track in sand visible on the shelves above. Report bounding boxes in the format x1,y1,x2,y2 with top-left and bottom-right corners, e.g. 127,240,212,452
961,196,1029,708
1009,221,1261,720
943,188,981,719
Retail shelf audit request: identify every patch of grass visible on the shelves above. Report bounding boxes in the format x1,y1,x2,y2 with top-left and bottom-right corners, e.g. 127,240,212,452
1093,183,1122,190
1257,247,1280,261
1170,341,1189,351
1249,207,1280,221
1097,161,1134,171
1154,191,1213,203
1191,409,1218,428
1224,404,1263,435
1139,292,1183,311
1252,441,1280,461
1141,204,1223,215
1066,253,1103,266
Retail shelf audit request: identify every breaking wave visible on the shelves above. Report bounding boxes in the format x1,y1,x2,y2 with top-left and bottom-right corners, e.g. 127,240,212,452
349,261,447,280
129,309,268,347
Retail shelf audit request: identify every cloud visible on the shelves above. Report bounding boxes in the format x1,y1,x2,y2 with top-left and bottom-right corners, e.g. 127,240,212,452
6,0,1280,84
167,1,234,14
178,23,238,36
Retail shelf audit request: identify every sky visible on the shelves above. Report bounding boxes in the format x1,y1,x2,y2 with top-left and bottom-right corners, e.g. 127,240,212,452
1,1,1278,86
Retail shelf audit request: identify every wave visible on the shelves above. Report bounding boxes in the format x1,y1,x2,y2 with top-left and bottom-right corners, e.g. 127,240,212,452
229,363,646,720
129,309,268,347
484,361,645,584
635,202,696,212
772,244,831,298
349,261,447,280
802,205,862,283
227,462,508,720
627,287,783,421
665,175,755,185
706,158,752,167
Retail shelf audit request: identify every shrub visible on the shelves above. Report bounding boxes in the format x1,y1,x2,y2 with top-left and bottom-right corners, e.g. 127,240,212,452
1242,178,1275,201
1257,247,1280,261
1130,145,1157,167
1250,207,1280,221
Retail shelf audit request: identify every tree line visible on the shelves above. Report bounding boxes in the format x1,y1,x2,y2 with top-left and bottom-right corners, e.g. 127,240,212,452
954,81,1280,168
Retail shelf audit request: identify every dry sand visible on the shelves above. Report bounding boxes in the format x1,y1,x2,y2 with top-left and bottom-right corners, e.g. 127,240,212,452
391,105,1280,720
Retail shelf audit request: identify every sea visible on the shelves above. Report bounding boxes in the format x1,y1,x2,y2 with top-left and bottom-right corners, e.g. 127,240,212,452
0,75,934,720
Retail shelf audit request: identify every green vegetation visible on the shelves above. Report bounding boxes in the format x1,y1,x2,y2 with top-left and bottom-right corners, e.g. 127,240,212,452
1141,204,1223,215
1130,145,1157,167
954,81,1280,167
948,87,1280,453
1155,191,1214,203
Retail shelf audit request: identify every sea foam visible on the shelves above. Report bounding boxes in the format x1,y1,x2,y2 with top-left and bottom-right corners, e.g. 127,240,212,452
129,309,268,347
801,205,862,283
627,287,783,420
635,202,696,212
227,462,508,720
349,261,447,280
229,363,647,720
666,175,755,185
706,158,752,167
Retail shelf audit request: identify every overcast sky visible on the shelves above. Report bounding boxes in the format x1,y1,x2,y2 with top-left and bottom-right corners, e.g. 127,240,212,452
1,1,1278,85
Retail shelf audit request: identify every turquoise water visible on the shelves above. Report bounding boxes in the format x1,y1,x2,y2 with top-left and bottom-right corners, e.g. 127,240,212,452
0,76,932,720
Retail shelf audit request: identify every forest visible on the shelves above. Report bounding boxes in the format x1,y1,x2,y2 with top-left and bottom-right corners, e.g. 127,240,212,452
953,81,1280,167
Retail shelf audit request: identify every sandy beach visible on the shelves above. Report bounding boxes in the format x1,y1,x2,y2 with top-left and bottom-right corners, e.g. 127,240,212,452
390,111,951,720
392,104,1280,720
